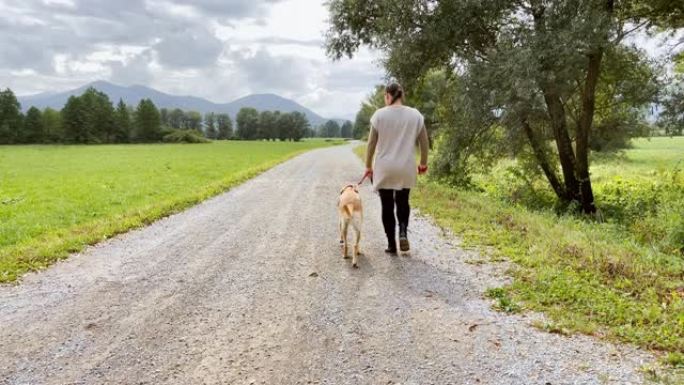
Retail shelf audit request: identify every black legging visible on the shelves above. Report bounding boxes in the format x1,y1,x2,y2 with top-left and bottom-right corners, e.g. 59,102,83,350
378,189,410,245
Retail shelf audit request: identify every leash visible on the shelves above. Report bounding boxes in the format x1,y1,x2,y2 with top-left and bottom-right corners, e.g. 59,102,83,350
358,171,373,186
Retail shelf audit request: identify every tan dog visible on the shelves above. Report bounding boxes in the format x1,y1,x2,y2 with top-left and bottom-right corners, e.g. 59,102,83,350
338,184,363,267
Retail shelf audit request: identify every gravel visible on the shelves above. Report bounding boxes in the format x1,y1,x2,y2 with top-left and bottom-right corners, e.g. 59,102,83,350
0,144,653,385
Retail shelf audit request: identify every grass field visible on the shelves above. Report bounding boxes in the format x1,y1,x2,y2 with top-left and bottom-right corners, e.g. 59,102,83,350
356,137,683,368
0,139,339,283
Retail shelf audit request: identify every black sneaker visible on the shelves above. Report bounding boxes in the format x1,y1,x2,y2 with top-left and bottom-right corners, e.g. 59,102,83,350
399,224,410,252
385,240,397,254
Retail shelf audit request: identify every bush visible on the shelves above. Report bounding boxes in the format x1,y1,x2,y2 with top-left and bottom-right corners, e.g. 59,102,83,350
162,129,210,143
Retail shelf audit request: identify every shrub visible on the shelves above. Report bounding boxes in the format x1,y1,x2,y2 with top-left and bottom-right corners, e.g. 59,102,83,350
162,129,210,143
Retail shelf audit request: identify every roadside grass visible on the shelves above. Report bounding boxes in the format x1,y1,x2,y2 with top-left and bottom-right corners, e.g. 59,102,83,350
354,137,684,364
0,140,340,283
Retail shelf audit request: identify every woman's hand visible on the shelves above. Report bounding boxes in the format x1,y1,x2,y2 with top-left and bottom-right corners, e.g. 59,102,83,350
418,164,428,175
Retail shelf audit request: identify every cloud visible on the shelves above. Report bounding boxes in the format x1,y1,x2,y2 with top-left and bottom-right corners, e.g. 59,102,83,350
154,28,225,69
233,49,315,94
0,0,385,120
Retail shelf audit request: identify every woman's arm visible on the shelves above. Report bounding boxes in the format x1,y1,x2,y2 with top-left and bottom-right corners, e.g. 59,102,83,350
417,125,429,167
365,127,378,170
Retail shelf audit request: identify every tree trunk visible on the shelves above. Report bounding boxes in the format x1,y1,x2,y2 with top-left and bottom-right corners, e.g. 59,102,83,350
542,90,581,202
521,119,566,200
532,7,580,204
575,52,602,214
574,0,614,215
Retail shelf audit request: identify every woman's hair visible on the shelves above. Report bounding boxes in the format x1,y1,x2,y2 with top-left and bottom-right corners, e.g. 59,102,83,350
385,82,404,105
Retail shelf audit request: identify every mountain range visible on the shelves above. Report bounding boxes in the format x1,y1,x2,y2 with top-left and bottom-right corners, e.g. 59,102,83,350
18,81,342,127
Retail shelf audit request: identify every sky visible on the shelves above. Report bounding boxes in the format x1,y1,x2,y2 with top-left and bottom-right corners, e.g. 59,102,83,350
0,0,386,119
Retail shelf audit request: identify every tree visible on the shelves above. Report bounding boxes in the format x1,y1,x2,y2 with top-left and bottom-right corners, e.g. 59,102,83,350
42,108,62,143
184,111,202,131
321,120,341,138
22,107,44,143
276,112,294,141
289,111,310,141
258,110,278,140
0,88,23,144
61,95,86,143
659,81,684,136
205,113,218,139
353,86,384,139
134,99,161,142
114,99,131,143
169,108,185,129
61,87,115,143
326,0,682,214
236,107,259,140
160,108,169,128
216,113,233,139
340,120,353,138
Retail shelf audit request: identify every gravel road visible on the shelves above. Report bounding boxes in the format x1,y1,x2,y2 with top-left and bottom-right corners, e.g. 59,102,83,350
0,144,652,385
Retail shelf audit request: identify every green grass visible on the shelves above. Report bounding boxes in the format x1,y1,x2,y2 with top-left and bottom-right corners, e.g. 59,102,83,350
0,139,339,283
355,137,684,366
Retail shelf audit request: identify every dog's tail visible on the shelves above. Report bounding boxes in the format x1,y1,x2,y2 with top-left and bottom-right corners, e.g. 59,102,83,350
344,203,354,217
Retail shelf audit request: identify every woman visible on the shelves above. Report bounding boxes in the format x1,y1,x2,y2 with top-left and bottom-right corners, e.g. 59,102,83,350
364,82,429,254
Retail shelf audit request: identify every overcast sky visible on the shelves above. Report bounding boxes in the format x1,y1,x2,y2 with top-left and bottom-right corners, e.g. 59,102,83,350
0,0,385,119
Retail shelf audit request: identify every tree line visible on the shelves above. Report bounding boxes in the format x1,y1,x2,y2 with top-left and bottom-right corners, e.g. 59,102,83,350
0,87,347,144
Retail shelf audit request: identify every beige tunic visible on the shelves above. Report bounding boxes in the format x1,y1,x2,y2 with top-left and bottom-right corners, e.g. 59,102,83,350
370,105,425,190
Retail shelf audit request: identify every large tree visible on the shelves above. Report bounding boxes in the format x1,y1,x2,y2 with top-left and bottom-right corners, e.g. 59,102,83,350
216,113,233,139
134,99,162,142
114,99,131,143
22,107,44,143
61,87,115,143
205,112,218,139
183,111,203,132
326,0,682,214
289,111,310,141
0,88,23,144
259,110,279,140
321,119,341,138
340,120,353,138
42,107,62,143
236,107,259,140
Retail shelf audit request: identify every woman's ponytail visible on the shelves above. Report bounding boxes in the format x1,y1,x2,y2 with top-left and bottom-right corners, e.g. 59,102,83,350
386,82,403,105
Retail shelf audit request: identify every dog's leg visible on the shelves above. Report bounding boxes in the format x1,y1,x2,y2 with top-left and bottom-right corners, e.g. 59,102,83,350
341,218,350,259
352,216,361,268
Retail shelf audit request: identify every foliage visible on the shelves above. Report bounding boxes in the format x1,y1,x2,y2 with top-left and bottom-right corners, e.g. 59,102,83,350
114,99,131,143
0,88,23,144
658,74,684,136
0,140,338,283
41,108,62,143
204,112,218,139
236,107,260,140
21,107,43,144
353,85,384,139
340,120,353,138
162,129,210,143
134,98,162,142
320,119,341,137
328,0,677,214
216,113,233,139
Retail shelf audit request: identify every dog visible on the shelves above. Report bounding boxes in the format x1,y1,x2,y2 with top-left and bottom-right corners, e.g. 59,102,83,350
337,184,363,268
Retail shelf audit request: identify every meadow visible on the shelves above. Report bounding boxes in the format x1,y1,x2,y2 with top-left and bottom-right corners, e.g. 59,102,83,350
357,137,683,366
0,139,339,283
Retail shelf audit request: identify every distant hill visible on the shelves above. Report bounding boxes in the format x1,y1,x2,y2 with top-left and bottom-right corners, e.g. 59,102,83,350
18,81,342,127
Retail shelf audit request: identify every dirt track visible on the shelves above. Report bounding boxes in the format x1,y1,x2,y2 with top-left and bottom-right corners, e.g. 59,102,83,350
0,144,651,385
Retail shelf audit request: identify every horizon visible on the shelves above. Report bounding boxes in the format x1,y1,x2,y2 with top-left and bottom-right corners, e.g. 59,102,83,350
14,79,353,122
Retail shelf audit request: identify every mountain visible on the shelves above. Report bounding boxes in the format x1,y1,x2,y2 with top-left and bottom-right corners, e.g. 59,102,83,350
17,81,338,127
